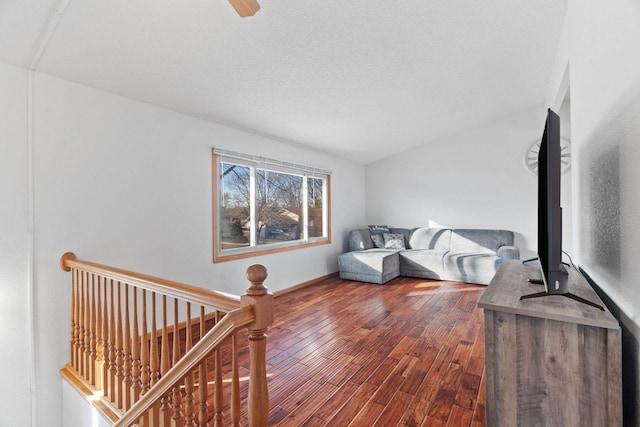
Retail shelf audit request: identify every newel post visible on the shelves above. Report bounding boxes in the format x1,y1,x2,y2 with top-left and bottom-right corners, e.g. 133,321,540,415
242,264,273,427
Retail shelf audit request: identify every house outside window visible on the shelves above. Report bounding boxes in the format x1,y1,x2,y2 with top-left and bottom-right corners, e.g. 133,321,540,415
213,148,331,262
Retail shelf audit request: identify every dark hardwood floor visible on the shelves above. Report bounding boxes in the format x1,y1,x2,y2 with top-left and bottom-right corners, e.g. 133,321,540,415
249,274,487,426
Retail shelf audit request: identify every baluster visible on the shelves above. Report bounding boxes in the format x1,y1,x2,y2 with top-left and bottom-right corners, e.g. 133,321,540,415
95,275,104,390
78,272,86,377
140,289,150,426
76,272,83,375
172,299,181,366
102,276,111,400
213,311,224,427
76,269,84,374
140,289,150,395
80,272,91,381
77,270,84,372
150,292,160,423
108,279,117,403
160,295,172,426
173,389,185,427
160,294,170,379
231,332,240,427
70,268,77,371
115,281,125,409
198,306,209,427
85,272,93,380
83,271,91,380
123,283,133,410
89,273,97,385
184,303,196,427
150,292,159,386
131,287,142,404
172,298,184,425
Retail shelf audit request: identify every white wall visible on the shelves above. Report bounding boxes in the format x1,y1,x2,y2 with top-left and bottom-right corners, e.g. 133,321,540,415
4,71,366,426
546,0,640,423
62,382,111,427
0,62,31,427
365,107,569,260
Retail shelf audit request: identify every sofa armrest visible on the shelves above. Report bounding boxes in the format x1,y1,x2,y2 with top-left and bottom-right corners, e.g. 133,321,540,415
497,245,520,261
348,229,374,252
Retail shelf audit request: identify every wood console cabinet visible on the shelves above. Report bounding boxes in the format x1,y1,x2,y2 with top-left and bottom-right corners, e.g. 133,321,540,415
478,261,621,427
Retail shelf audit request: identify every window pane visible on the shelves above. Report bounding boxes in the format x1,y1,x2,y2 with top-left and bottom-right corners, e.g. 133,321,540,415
213,151,331,262
220,162,251,250
256,169,303,246
307,177,324,238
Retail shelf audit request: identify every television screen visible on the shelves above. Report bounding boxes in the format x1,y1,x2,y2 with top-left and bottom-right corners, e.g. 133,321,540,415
537,108,568,294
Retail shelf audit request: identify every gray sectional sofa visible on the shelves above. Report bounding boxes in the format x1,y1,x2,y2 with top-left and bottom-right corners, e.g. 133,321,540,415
338,226,520,285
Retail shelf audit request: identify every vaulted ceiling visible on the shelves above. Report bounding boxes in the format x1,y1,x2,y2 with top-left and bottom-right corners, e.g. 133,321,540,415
0,0,567,164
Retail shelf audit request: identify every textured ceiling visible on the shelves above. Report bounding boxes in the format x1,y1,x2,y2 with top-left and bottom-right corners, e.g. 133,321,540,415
1,0,567,164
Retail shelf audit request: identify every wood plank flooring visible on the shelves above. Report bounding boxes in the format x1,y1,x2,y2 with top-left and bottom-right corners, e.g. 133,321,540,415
243,275,487,426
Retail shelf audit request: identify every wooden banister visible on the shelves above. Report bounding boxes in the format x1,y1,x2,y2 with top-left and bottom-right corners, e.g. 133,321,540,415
114,306,255,426
60,252,241,312
60,252,274,426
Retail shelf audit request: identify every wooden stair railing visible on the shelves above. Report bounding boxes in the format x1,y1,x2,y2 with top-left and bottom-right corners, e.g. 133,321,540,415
59,252,274,426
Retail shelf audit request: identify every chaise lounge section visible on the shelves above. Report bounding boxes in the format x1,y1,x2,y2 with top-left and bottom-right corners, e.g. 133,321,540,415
338,226,520,285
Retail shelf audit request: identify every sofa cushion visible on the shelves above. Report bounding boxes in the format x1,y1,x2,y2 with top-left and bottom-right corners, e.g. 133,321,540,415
450,229,514,254
389,227,413,249
371,234,385,248
399,249,446,279
383,233,406,250
338,249,400,284
409,228,451,251
497,245,520,261
443,252,504,285
368,224,390,234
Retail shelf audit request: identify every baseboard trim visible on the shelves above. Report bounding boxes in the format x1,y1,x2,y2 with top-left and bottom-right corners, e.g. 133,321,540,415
273,272,339,297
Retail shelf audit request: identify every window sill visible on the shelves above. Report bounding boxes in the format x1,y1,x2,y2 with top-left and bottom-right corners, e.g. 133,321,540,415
213,237,331,263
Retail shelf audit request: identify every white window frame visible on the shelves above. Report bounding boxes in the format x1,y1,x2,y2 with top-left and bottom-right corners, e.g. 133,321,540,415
213,148,331,262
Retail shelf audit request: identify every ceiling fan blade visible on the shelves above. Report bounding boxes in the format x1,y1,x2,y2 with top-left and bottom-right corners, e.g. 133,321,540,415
228,0,261,17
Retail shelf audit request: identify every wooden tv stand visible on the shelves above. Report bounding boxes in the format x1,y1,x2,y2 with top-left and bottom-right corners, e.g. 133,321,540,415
478,261,622,426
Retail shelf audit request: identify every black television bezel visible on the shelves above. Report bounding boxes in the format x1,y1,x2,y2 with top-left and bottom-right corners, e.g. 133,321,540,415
537,108,568,294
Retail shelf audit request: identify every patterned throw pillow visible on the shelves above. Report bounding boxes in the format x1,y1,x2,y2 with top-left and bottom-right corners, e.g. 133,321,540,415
368,224,391,235
383,233,406,250
371,234,385,248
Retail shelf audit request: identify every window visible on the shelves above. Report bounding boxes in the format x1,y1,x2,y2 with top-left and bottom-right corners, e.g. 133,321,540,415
213,148,331,262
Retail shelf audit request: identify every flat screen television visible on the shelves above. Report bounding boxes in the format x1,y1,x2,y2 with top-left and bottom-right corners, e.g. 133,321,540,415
521,108,603,310
537,108,568,294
